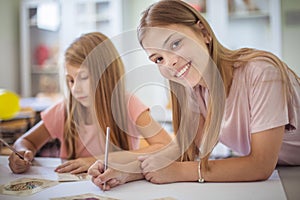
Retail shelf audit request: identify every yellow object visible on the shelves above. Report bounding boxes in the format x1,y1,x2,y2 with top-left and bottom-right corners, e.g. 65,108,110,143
0,89,20,120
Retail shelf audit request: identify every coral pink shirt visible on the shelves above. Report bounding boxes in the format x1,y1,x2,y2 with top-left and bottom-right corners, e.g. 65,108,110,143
195,59,300,165
41,94,148,159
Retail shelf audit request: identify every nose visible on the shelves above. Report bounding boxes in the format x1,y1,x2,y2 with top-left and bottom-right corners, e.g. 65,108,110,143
165,53,178,68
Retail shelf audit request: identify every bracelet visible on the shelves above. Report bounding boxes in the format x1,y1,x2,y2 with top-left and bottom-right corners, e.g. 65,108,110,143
198,160,205,183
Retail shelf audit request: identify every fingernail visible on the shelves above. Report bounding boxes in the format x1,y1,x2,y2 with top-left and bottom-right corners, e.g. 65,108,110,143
96,178,102,184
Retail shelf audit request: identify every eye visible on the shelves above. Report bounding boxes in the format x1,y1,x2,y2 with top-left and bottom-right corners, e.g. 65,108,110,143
149,55,163,64
171,39,182,50
67,78,74,88
79,75,89,80
154,57,163,64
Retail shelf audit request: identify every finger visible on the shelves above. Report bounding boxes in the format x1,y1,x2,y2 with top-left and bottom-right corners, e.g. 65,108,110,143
55,161,73,170
98,168,118,183
144,172,152,181
56,163,77,173
88,167,101,177
9,161,29,174
70,166,85,174
93,176,104,187
107,179,120,188
88,162,103,177
9,152,23,163
92,178,109,191
98,185,106,191
137,155,148,162
23,150,34,162
14,156,29,167
96,160,104,172
140,159,150,170
55,160,76,172
103,183,111,191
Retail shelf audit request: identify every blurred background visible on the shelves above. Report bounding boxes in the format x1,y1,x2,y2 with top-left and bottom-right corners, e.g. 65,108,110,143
0,0,299,156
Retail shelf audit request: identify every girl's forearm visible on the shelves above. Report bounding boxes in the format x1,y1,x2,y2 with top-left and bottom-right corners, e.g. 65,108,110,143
13,138,38,155
203,156,274,182
176,156,274,183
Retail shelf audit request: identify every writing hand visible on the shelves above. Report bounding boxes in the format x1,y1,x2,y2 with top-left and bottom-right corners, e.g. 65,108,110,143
8,150,33,174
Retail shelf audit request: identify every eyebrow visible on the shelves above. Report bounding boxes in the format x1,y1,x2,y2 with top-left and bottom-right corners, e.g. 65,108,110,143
148,32,177,60
163,32,176,48
65,70,88,78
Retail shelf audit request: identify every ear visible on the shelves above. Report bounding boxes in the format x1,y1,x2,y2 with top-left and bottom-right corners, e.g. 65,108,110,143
197,20,212,44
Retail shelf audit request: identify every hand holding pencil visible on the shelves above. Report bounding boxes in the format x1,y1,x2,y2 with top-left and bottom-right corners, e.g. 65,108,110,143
0,138,34,173
88,127,111,191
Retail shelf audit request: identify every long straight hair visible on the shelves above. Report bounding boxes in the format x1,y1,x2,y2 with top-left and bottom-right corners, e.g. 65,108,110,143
138,0,299,163
64,32,130,159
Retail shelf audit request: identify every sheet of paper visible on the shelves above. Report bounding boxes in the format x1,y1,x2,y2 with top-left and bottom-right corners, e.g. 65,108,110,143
50,193,119,200
0,178,58,196
50,193,177,200
57,172,91,182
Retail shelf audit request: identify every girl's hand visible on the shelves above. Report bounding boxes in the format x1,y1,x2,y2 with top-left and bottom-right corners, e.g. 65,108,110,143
88,160,134,191
55,157,96,174
139,156,182,184
8,150,33,174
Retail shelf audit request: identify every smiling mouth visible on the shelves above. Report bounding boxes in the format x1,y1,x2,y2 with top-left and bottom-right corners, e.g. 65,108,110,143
175,61,191,78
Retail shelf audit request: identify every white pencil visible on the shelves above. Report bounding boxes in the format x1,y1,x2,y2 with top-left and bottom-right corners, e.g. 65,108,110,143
103,127,110,191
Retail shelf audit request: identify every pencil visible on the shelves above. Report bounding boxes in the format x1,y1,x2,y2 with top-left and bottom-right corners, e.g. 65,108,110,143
103,127,110,191
0,138,25,159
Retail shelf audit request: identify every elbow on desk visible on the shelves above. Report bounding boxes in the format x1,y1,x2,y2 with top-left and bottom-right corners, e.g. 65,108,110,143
252,165,276,181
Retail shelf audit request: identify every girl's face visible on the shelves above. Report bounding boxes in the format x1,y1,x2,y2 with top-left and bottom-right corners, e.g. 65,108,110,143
141,24,210,88
65,64,91,107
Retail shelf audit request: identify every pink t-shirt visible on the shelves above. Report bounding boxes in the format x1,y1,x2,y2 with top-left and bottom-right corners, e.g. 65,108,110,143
195,59,300,165
41,94,148,159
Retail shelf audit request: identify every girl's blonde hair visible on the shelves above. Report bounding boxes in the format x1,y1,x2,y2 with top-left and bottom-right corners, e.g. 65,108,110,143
138,0,299,163
64,32,129,159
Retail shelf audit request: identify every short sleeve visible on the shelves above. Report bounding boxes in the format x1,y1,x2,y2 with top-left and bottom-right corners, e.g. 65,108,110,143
126,94,149,150
249,64,289,133
127,94,149,124
40,100,66,140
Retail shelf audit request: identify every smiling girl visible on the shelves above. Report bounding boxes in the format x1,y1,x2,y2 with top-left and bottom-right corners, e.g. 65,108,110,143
136,0,300,183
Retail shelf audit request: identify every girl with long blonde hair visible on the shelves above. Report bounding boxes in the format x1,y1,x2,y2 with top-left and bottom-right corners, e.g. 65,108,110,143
136,0,300,183
8,32,171,179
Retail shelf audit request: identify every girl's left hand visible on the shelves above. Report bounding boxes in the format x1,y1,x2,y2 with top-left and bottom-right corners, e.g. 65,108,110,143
139,156,182,184
55,157,96,174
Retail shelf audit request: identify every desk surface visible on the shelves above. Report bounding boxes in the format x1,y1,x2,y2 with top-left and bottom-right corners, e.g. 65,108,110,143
277,166,300,200
0,156,298,200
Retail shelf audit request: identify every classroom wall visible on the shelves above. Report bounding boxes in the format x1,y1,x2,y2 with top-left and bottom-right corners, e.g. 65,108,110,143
0,0,21,93
281,0,300,75
0,0,299,97
121,0,170,111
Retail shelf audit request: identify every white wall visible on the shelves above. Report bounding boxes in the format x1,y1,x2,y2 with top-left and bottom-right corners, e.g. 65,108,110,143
0,0,299,96
281,0,300,75
122,0,157,32
0,0,20,93
120,0,171,121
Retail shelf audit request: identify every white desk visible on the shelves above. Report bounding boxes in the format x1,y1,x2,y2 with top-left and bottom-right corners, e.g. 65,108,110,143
0,156,288,200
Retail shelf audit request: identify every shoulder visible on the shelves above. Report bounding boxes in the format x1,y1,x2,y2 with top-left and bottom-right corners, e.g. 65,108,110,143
237,57,282,84
125,93,149,122
41,99,66,118
40,99,66,139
